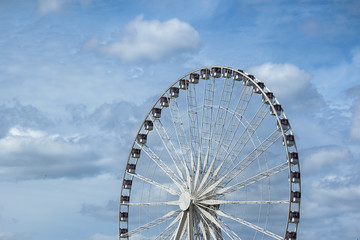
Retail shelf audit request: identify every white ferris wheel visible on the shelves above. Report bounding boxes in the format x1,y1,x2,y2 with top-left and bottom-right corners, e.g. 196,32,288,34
119,66,301,240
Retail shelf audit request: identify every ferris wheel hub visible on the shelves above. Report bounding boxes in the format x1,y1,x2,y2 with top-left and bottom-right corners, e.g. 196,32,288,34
179,192,192,211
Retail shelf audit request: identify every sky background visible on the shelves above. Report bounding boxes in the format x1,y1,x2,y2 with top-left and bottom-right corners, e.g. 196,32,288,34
0,0,360,239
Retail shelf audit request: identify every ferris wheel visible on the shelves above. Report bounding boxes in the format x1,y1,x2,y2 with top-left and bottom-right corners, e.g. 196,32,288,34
118,66,301,240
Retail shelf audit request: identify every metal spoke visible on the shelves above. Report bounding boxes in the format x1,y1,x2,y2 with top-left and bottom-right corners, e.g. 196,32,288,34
174,211,187,240
167,95,193,191
140,143,186,192
125,200,180,206
200,77,215,172
211,85,253,177
220,102,269,178
220,129,282,188
128,172,181,196
206,77,235,172
199,200,289,205
197,129,282,199
152,116,190,185
155,213,183,240
124,210,181,238
215,162,288,196
215,209,283,240
186,81,200,168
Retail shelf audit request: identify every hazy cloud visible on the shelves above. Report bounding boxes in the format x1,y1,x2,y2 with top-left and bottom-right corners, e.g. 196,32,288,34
37,0,91,14
90,15,201,61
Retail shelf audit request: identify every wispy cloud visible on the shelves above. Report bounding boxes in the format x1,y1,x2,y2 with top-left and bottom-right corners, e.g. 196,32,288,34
37,0,91,14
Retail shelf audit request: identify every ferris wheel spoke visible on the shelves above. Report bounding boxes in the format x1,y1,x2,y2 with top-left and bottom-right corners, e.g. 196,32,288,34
200,78,215,171
125,200,180,206
167,96,194,190
140,144,186,192
214,209,283,240
196,205,235,239
199,199,289,205
124,209,181,238
128,172,181,196
220,102,269,176
214,85,253,166
221,129,282,187
152,117,188,182
214,162,288,197
187,82,200,165
217,217,242,240
168,95,192,168
155,211,183,240
197,217,210,240
206,78,235,172
174,211,187,240
208,101,267,185
195,206,220,240
197,129,282,199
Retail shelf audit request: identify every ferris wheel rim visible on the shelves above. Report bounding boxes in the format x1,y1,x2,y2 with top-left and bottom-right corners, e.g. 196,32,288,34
119,66,301,240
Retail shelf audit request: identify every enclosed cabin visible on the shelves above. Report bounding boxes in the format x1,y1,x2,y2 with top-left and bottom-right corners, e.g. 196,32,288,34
243,75,255,86
211,67,222,78
152,108,162,119
160,97,169,108
200,69,210,80
120,212,129,222
144,120,153,131
289,152,299,165
179,79,189,90
119,228,128,238
137,134,147,144
233,71,243,81
120,195,130,204
290,171,300,183
285,231,297,240
131,148,141,158
278,118,290,131
262,92,274,104
123,179,132,189
270,104,282,116
291,191,301,203
170,87,179,98
253,82,265,94
283,134,295,147
190,73,200,83
126,163,136,173
222,68,233,78
289,211,300,223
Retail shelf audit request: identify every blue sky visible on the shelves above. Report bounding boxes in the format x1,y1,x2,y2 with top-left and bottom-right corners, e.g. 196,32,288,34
0,0,360,239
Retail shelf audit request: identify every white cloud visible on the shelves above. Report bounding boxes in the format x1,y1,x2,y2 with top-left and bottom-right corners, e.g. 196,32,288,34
247,62,311,99
247,62,325,111
94,15,201,61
